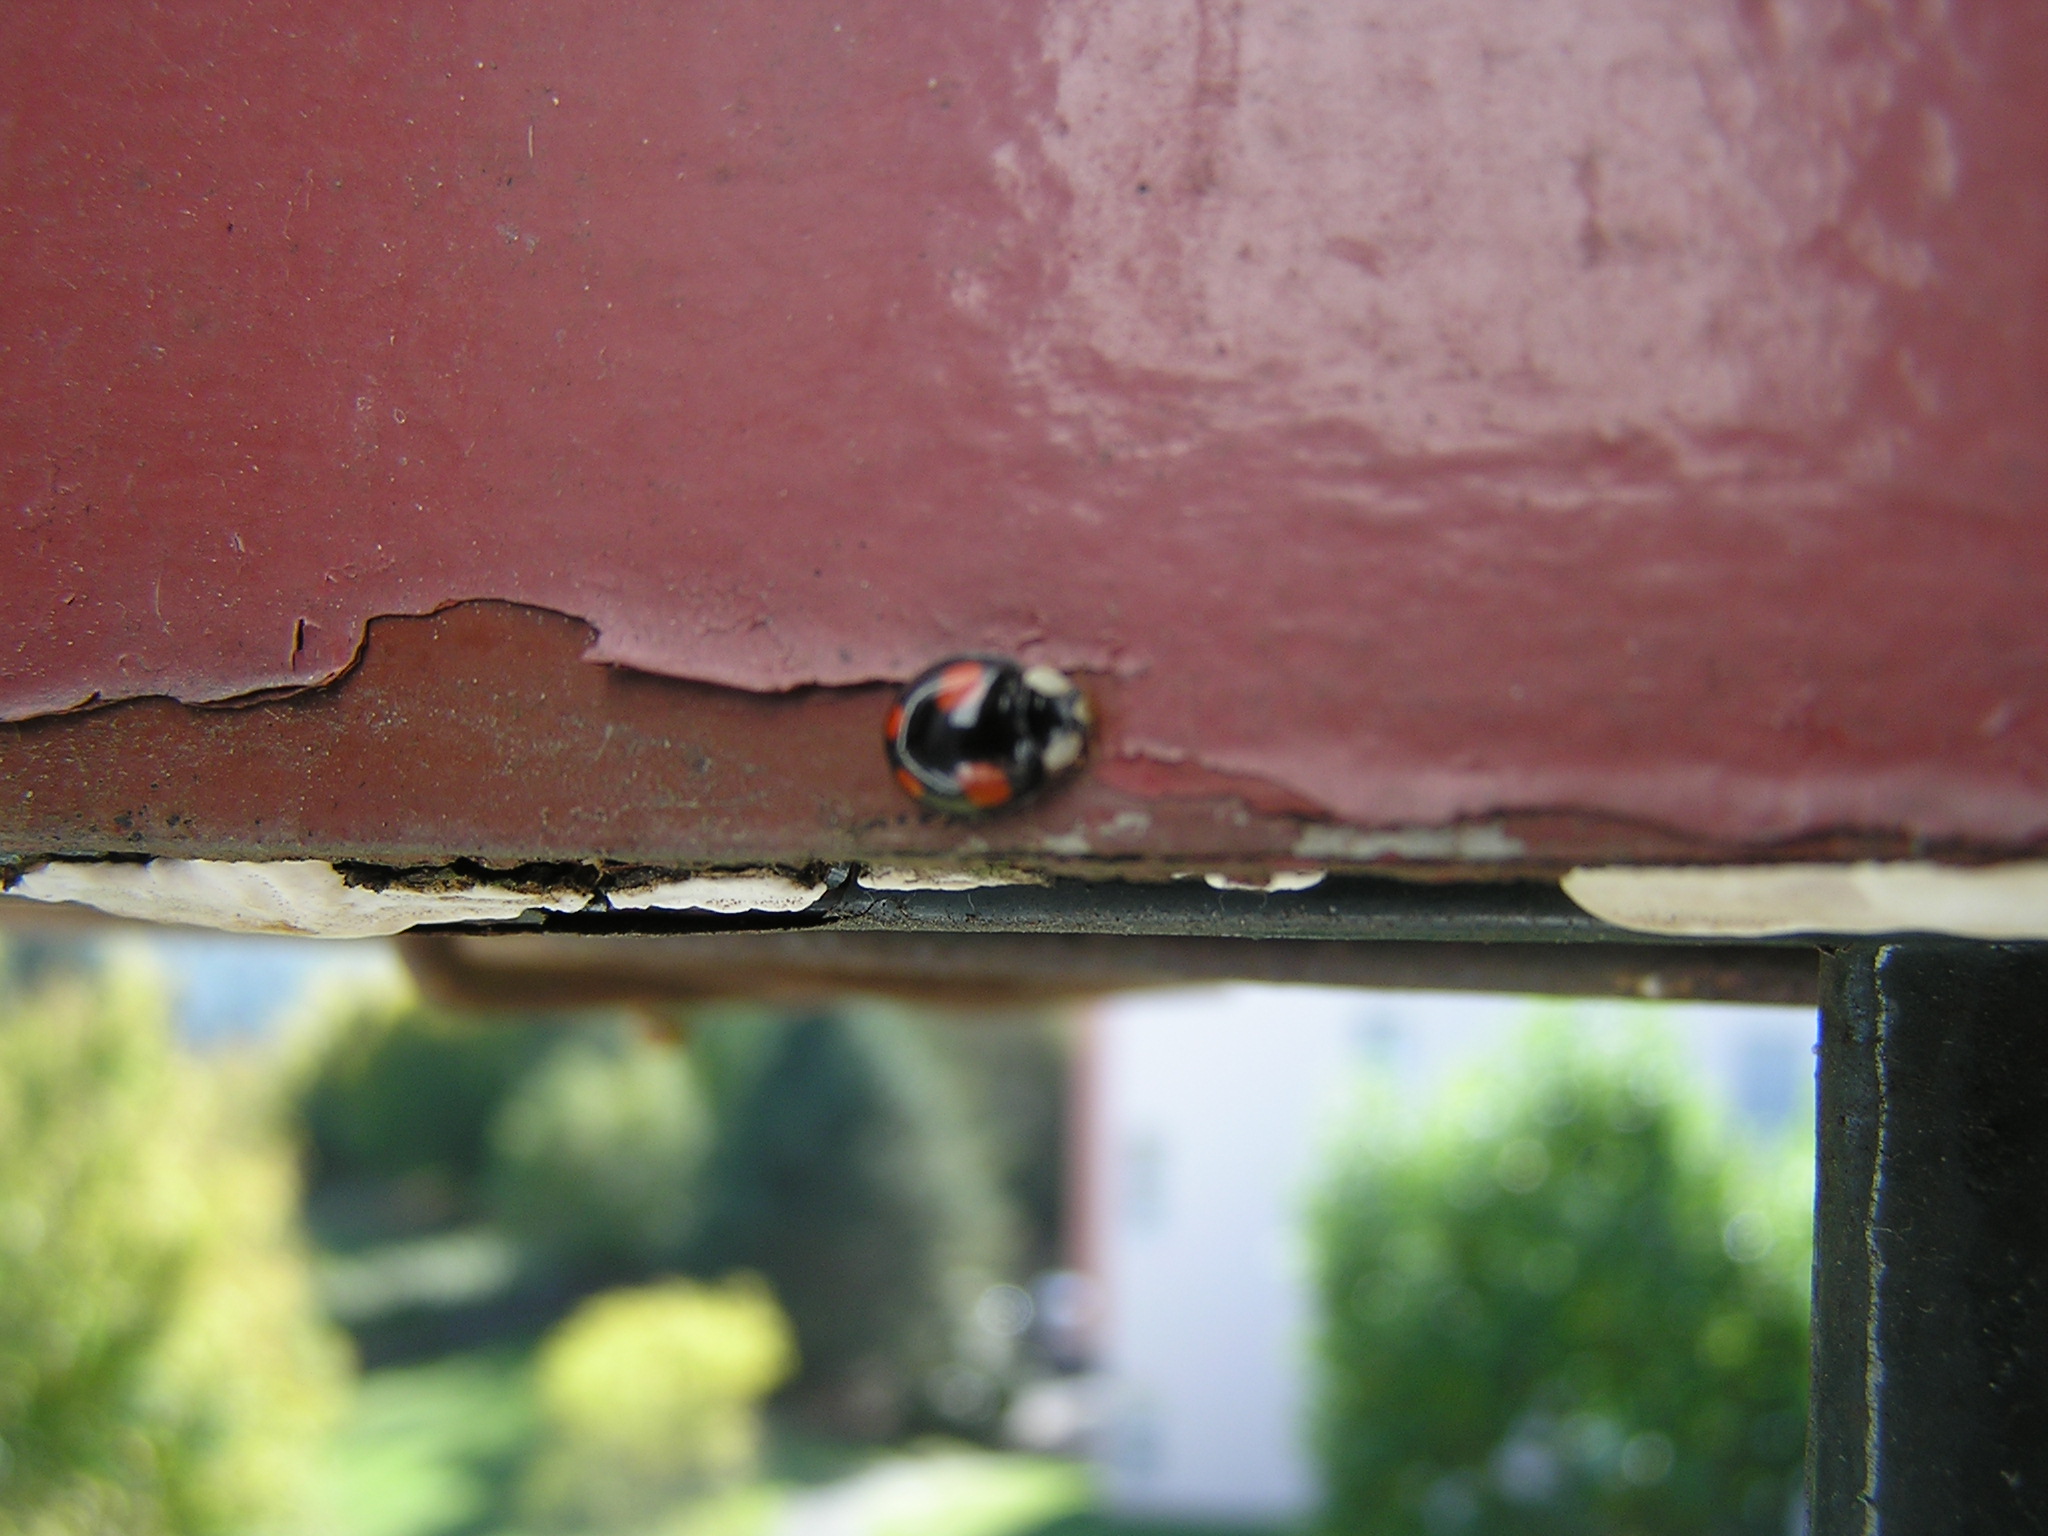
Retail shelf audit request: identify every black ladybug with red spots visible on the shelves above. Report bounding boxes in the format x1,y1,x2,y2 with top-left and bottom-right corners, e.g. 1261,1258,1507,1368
886,657,1093,814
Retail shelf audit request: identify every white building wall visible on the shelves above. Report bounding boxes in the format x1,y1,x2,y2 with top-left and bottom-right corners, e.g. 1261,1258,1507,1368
1086,987,1363,1523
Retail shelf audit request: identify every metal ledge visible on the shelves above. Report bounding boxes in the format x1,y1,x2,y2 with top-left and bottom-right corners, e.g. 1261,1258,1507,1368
527,872,1812,946
402,929,1822,1008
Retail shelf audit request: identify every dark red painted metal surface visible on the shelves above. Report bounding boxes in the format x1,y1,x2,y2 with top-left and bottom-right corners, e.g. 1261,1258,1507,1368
4,0,2045,858
0,600,1931,872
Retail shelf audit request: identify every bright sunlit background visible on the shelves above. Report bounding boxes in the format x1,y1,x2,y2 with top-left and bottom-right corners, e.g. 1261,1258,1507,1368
0,927,1815,1536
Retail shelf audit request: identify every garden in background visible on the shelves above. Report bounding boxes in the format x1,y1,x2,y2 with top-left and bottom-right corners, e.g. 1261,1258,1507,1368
0,934,1811,1536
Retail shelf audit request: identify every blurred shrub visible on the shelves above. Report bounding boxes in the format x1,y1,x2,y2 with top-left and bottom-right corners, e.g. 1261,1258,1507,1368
1312,1032,1809,1536
488,1027,712,1278
292,979,559,1235
930,1016,1070,1277
0,946,349,1536
689,1013,1004,1438
521,1276,795,1531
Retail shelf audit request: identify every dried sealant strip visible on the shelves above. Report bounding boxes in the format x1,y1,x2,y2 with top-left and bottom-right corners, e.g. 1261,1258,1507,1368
2,858,592,939
1562,861,2048,941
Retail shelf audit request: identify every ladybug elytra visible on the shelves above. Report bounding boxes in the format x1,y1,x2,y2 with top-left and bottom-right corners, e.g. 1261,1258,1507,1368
886,657,1092,814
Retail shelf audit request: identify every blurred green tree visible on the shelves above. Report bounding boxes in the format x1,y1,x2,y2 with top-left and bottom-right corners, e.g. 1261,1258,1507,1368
688,1012,1004,1438
0,944,349,1536
292,979,559,1241
488,1025,713,1279
520,1276,795,1532
1312,1030,1810,1536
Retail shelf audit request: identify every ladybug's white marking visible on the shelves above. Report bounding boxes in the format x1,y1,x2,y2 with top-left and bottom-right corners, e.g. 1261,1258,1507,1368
1022,664,1076,697
944,667,998,729
1041,728,1085,774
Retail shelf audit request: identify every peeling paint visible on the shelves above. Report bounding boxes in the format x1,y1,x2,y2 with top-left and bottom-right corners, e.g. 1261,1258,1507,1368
1562,861,2048,940
1203,870,1327,893
2,858,591,938
604,871,830,914
1292,824,1527,862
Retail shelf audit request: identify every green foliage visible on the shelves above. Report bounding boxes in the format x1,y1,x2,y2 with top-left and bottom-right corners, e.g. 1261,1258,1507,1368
293,981,562,1238
1312,1032,1809,1536
487,1029,713,1278
521,1278,796,1532
689,1013,1004,1438
0,947,350,1536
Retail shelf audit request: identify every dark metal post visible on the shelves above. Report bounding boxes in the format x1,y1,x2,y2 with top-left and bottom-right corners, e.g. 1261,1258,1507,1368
1812,942,2048,1534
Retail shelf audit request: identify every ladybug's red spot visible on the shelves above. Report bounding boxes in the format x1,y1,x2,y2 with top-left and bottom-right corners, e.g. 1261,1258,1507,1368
933,661,989,714
955,762,1013,808
895,766,927,800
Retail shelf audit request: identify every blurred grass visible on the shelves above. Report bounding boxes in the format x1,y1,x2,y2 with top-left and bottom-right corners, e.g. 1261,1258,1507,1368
770,1452,1088,1536
317,1349,539,1536
1031,1521,1292,1536
317,1348,1286,1536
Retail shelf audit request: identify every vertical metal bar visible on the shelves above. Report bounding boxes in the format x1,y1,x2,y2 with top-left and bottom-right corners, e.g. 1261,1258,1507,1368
1812,942,2048,1535
1812,943,1882,1534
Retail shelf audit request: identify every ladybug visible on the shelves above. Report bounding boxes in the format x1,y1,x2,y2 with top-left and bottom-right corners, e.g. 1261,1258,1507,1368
886,656,1093,814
